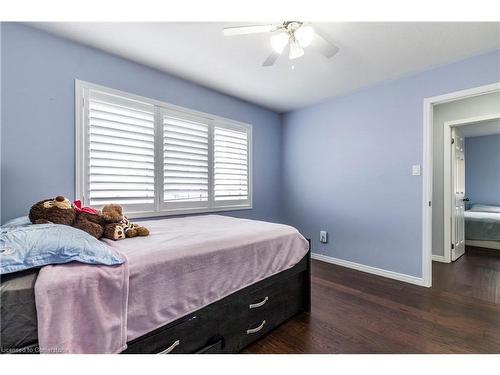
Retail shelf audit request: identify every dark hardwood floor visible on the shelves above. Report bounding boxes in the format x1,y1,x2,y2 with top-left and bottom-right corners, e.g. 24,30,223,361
244,249,500,353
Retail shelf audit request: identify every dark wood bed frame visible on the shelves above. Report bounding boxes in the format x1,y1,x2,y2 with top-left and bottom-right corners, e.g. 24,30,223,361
10,243,311,354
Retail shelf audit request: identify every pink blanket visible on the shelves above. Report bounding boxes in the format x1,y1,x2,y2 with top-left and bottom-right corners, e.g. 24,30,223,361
34,215,308,353
35,258,129,353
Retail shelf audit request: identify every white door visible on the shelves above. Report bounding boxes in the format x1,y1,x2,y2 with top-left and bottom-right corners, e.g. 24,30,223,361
451,128,466,261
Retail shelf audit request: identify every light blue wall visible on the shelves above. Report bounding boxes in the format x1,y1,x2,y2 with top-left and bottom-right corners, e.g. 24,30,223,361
0,23,282,223
465,134,500,206
282,49,500,278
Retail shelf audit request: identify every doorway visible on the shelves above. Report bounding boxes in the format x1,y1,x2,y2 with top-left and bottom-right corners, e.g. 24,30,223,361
443,114,500,262
422,82,500,288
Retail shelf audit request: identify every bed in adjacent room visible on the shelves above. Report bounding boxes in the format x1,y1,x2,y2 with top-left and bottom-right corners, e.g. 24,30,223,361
465,204,500,250
1,215,310,354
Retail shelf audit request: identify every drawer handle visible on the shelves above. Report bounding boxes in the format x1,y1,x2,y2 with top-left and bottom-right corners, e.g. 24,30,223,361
246,320,266,335
249,296,269,309
158,339,180,354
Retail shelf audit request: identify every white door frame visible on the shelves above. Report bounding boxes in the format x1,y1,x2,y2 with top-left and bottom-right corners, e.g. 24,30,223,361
422,82,500,287
443,113,500,263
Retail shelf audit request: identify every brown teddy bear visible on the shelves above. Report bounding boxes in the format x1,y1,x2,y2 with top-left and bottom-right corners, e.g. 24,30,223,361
101,204,149,240
29,196,105,239
73,211,105,239
29,196,76,225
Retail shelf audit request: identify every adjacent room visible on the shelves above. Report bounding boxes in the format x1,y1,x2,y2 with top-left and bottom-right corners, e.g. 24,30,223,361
1,18,500,356
464,125,500,254
430,91,500,304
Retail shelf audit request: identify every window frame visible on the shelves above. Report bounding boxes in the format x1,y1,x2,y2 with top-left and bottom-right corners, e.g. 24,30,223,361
75,80,253,218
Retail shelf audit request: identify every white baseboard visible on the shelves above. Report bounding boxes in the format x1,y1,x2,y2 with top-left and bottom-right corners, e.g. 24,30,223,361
432,254,448,263
311,253,426,287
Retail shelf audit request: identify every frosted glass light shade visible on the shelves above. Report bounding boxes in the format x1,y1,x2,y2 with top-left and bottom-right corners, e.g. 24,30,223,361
270,32,289,53
295,25,314,47
289,40,304,59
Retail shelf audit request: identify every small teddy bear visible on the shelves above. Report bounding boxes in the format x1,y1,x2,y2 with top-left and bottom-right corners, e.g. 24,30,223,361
101,204,149,240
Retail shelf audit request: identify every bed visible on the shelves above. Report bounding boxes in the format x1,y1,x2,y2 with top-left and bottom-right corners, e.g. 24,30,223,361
465,204,500,251
0,215,310,354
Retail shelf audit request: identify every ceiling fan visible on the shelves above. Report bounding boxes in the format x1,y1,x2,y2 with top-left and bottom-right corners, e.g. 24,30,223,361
223,21,339,67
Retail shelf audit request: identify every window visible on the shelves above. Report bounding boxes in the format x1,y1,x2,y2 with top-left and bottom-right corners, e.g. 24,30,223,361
84,90,156,212
76,81,252,217
162,109,210,208
213,126,249,202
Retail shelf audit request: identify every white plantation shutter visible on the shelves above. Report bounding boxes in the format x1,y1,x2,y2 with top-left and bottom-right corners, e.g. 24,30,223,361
214,125,250,204
86,90,156,211
77,81,252,216
162,110,210,207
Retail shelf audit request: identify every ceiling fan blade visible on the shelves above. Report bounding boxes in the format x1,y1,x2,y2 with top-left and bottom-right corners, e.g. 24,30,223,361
313,27,340,59
223,24,278,36
262,51,281,67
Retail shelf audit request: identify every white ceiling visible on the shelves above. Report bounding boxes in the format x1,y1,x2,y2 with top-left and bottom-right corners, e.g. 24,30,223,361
29,22,500,112
462,118,500,138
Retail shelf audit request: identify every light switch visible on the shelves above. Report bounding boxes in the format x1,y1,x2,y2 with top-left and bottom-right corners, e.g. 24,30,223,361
320,231,328,243
412,165,421,176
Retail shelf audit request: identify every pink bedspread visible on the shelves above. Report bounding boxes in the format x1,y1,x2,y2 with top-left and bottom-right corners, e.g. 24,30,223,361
35,256,129,353
34,215,309,353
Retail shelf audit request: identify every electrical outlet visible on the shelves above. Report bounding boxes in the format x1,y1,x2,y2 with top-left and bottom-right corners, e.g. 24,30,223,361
412,164,421,176
320,231,328,243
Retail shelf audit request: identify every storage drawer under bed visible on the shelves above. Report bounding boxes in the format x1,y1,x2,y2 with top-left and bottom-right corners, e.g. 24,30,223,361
123,313,217,354
221,272,305,351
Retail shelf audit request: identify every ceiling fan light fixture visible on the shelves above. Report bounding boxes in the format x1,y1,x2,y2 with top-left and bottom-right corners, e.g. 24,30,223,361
223,21,339,67
295,25,314,48
289,39,304,60
270,32,289,54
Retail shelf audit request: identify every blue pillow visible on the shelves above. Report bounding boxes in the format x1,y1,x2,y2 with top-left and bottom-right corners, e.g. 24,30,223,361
0,224,125,275
2,216,31,228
